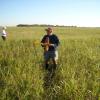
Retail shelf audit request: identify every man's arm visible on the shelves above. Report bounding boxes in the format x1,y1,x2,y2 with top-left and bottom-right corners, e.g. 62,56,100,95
51,35,60,47
55,35,60,46
41,35,48,47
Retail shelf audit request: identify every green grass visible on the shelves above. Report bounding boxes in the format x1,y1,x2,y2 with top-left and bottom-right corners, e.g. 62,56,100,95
0,27,100,100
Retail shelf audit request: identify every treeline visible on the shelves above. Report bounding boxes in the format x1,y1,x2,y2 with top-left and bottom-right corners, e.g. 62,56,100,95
17,24,77,27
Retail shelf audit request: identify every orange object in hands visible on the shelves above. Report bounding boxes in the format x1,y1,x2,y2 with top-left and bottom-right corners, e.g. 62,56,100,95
44,37,49,52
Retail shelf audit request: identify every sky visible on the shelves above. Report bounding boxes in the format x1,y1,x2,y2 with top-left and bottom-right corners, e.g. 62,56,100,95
0,0,100,27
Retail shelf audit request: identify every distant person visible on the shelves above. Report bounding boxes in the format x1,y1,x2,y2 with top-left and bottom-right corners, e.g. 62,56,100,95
1,26,7,41
41,27,60,74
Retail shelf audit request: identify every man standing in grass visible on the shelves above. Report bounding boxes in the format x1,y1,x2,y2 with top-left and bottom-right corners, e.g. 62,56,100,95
41,27,60,73
0,26,7,41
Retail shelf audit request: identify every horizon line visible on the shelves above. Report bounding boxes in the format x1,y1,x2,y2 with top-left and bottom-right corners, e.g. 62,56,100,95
0,24,100,28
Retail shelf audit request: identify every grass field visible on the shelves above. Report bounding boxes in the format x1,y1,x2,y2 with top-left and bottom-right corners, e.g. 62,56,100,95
0,27,100,100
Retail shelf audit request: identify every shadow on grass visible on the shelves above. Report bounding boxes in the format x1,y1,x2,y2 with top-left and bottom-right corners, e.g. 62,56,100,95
43,64,56,89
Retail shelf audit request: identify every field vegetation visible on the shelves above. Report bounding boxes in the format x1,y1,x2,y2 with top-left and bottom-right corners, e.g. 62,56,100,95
0,27,100,100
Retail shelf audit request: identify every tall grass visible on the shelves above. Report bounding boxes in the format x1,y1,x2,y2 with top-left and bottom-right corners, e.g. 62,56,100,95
0,27,100,100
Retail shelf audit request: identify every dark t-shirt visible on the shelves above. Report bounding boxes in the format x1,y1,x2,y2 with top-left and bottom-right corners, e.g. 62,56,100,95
41,34,60,51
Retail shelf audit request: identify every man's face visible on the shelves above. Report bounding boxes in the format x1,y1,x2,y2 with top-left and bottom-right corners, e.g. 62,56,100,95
46,29,52,35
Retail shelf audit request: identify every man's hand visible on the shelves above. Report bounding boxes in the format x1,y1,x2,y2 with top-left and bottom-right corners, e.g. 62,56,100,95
49,44,54,46
41,43,49,46
41,43,54,46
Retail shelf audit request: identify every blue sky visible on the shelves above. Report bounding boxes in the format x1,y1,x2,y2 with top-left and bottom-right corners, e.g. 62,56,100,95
0,0,100,27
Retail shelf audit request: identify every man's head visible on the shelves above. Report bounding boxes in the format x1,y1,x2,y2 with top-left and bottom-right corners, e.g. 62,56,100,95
45,27,53,35
2,26,6,30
